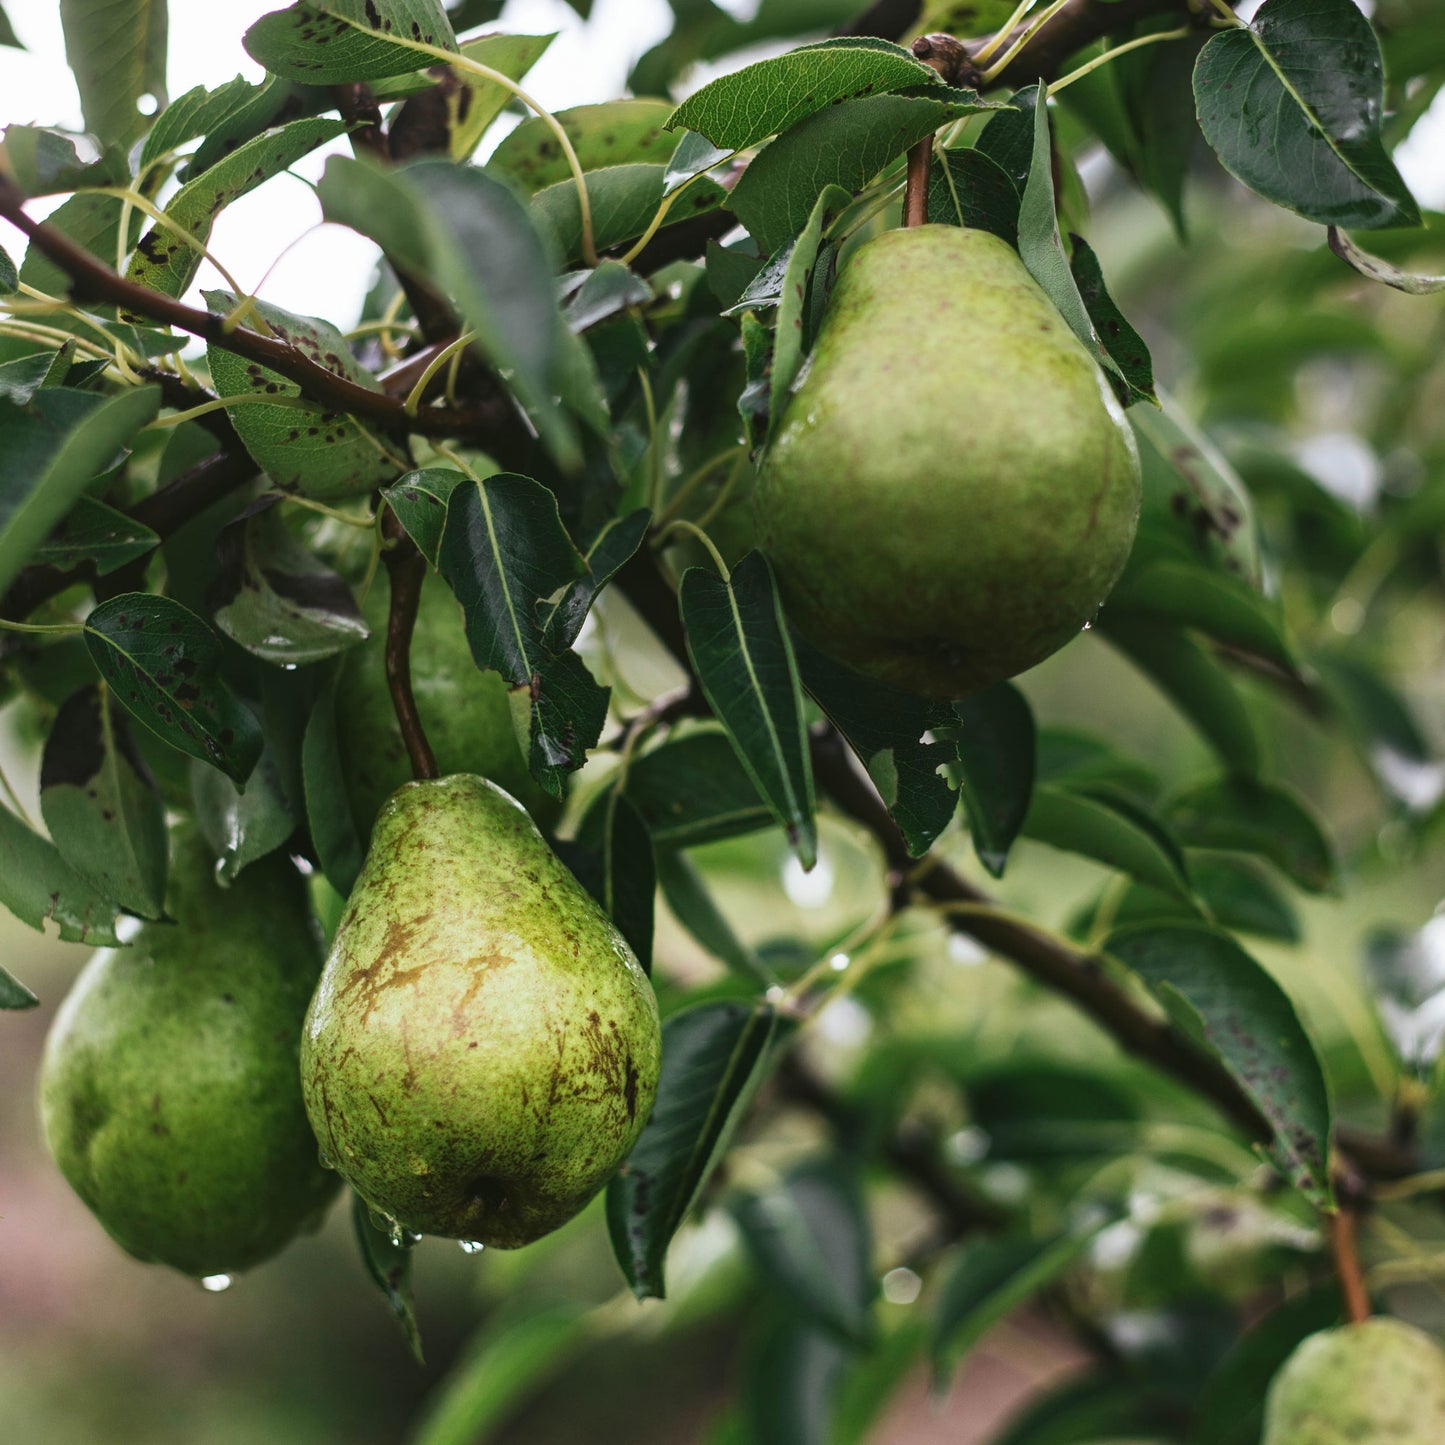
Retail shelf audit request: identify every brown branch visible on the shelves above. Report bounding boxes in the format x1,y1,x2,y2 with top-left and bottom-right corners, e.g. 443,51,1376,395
1327,1203,1372,1324
903,139,932,227
380,510,438,782
0,176,508,442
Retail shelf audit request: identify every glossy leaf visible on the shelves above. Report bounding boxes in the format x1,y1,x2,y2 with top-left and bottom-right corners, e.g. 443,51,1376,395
667,41,934,151
733,1158,874,1344
0,386,160,598
793,633,955,859
352,1192,423,1363
1166,776,1336,894
541,507,649,652
949,683,1036,878
381,468,463,568
30,496,159,576
82,594,263,785
680,551,816,869
607,999,791,1298
563,261,651,333
0,801,123,945
927,146,1021,245
0,965,39,1010
244,0,458,84
205,290,406,501
39,683,168,919
126,118,347,301
570,791,655,973
303,665,365,898
654,848,773,985
191,742,297,885
1069,235,1154,404
625,730,773,848
1106,922,1332,1204
490,98,678,193
208,501,369,665
1024,784,1192,901
1193,0,1420,230
60,0,167,148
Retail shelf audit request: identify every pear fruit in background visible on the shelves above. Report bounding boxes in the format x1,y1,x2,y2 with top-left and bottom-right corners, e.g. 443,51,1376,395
302,774,661,1248
755,224,1141,699
39,830,339,1277
334,568,555,839
1261,1317,1445,1443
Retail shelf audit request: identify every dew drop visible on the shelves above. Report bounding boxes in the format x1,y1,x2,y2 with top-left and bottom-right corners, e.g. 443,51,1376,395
459,1239,485,1255
200,1273,232,1292
317,1148,334,1170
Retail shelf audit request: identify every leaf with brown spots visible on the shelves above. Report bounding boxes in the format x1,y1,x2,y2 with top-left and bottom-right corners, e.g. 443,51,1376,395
0,801,123,947
245,0,457,86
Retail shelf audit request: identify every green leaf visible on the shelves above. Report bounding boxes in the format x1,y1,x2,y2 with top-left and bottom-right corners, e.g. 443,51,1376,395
1015,85,1126,396
680,551,816,869
191,742,297,885
1102,615,1261,776
1105,922,1332,1203
563,261,651,332
490,98,679,193
927,146,1021,245
244,0,458,84
0,126,127,196
0,387,160,598
932,1219,1113,1385
742,1310,853,1445
793,632,956,859
531,163,728,265
667,42,935,151
125,118,348,301
60,0,167,149
0,801,122,944
137,76,264,174
1069,235,1154,404
949,683,1036,878
1024,783,1192,901
0,5,21,50
208,501,369,665
541,507,649,652
606,999,791,1298
82,593,264,786
39,683,168,919
351,1192,423,1363
448,31,555,160
1166,776,1336,894
625,730,773,848
30,496,159,576
380,468,461,568
730,93,978,254
204,289,407,501
1192,856,1301,942
318,155,574,463
0,965,39,1009
303,664,365,898
1193,0,1420,230
769,185,851,433
665,129,732,197
734,1158,875,1345
0,241,14,294
569,792,655,973
654,848,773,984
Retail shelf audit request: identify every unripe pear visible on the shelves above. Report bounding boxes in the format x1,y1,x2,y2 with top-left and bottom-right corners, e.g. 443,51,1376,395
334,568,556,838
39,831,338,1277
755,224,1141,698
1262,1318,1445,1444
301,774,661,1248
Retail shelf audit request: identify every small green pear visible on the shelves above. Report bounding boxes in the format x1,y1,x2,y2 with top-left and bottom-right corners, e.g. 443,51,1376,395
1261,1318,1445,1444
755,224,1141,698
301,774,661,1248
334,568,555,840
39,830,339,1277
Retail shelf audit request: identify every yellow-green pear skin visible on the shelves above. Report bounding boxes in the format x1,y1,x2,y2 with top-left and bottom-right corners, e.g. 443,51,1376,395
301,774,662,1248
39,831,339,1277
1261,1318,1445,1444
334,569,555,840
755,224,1142,698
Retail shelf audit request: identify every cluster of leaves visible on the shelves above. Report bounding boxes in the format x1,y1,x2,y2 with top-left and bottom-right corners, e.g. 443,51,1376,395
2,0,1445,1440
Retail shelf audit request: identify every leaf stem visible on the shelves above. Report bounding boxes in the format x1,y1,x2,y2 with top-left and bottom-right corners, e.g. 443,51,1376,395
0,618,84,634
650,519,731,580
1047,26,1193,96
980,0,1072,84
403,330,476,415
972,0,1045,67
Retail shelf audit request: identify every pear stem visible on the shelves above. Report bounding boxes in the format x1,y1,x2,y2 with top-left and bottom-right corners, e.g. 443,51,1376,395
1328,1204,1372,1325
903,139,932,228
380,511,439,783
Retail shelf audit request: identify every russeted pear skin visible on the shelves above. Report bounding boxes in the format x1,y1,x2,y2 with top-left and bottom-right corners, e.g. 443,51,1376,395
334,568,554,841
39,831,339,1277
301,775,662,1248
1261,1318,1445,1444
755,224,1142,698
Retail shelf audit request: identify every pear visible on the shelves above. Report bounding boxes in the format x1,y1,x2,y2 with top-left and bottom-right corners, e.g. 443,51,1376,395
334,568,556,840
301,774,661,1247
1261,1318,1445,1444
755,224,1141,698
39,830,339,1277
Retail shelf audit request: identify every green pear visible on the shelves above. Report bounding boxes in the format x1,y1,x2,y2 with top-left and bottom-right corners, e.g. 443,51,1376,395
301,774,661,1248
1262,1318,1445,1444
334,568,555,840
755,224,1141,698
39,830,339,1277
